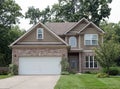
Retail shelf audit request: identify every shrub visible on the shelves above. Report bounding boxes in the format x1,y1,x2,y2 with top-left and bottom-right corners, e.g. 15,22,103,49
0,70,8,75
84,71,91,74
118,67,120,75
0,67,8,75
96,73,109,78
102,68,107,73
102,67,119,75
61,57,69,72
109,67,119,75
69,69,77,74
90,71,99,74
9,64,18,75
84,71,99,74
61,71,69,75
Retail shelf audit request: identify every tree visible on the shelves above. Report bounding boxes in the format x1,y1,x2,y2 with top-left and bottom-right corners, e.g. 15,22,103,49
57,0,112,25
100,22,119,42
0,26,25,66
0,0,22,26
25,6,51,24
96,21,120,69
25,0,112,25
95,40,120,74
25,6,41,24
51,4,63,22
100,21,120,67
0,0,23,66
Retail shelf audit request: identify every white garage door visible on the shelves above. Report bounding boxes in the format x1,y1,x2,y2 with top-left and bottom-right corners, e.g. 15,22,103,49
19,57,61,75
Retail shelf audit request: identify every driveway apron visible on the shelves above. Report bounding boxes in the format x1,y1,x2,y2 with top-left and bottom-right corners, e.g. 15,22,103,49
0,75,60,89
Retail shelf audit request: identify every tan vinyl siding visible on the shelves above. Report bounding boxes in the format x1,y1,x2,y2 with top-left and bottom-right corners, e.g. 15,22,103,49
67,21,88,35
18,24,61,43
72,22,88,32
80,25,102,34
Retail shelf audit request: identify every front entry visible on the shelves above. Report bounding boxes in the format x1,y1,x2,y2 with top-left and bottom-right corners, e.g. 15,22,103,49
68,53,79,71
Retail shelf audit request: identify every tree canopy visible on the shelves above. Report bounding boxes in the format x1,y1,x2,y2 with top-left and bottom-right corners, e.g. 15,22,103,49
0,0,23,66
95,40,120,74
25,0,112,25
0,0,22,27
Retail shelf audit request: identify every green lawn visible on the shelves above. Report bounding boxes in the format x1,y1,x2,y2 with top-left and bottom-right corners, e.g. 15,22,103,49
55,74,120,89
0,75,10,79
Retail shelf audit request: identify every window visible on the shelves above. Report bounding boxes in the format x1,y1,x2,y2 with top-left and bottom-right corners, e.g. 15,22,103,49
85,56,98,68
69,36,77,47
84,34,98,45
37,28,43,39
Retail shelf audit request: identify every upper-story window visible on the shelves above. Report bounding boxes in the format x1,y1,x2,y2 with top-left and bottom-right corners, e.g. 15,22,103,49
37,28,43,39
69,36,77,47
84,34,98,45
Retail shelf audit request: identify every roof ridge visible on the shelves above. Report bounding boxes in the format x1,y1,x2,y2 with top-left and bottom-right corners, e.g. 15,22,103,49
45,22,77,24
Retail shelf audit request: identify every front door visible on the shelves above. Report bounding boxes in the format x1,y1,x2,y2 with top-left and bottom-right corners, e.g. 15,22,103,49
69,54,79,71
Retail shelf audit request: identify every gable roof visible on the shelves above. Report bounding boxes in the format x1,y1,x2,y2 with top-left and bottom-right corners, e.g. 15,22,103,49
10,22,69,47
45,22,76,35
64,18,89,34
78,22,105,33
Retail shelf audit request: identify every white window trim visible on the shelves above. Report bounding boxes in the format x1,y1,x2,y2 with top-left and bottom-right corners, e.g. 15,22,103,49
86,56,98,68
37,28,44,39
84,34,98,45
69,36,77,47
93,56,94,68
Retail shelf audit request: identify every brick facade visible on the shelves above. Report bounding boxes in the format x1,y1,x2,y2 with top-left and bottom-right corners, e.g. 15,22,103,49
12,47,68,65
81,52,100,72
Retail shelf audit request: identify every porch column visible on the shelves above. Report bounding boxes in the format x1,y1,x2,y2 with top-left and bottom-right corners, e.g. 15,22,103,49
79,52,82,72
78,36,81,48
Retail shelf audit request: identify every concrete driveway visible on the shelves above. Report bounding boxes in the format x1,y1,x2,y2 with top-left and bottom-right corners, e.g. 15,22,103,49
0,75,60,89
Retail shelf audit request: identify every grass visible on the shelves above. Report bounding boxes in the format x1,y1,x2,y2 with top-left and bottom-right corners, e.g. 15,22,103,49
54,74,120,89
0,75,11,79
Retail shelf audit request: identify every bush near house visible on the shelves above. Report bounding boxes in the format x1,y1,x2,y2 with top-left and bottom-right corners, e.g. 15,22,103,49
0,67,8,75
102,67,120,75
61,57,69,75
96,73,109,78
9,64,18,75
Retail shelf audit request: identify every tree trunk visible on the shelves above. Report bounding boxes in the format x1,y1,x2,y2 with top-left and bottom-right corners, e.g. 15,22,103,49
106,66,110,75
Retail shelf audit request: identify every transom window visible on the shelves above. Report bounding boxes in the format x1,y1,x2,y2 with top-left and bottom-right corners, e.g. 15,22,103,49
84,34,98,45
37,28,43,39
85,56,98,68
69,36,77,47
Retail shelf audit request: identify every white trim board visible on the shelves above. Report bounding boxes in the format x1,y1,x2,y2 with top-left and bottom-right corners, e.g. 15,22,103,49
17,42,63,45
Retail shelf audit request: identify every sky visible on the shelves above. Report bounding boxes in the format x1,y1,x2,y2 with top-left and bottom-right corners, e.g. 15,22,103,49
15,0,120,30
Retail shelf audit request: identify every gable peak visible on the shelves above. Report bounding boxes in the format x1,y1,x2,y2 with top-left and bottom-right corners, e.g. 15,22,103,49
64,18,89,34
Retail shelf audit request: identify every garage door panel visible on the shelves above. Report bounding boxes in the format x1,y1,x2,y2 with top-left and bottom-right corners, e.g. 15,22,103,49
19,57,61,75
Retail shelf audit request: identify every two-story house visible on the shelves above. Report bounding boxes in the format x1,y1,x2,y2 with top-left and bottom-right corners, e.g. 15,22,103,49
10,18,104,75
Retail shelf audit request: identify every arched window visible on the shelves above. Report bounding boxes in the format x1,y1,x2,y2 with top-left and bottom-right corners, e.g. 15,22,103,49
69,36,77,47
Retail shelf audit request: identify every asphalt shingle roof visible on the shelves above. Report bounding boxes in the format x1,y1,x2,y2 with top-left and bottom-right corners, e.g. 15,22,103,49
45,22,77,35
